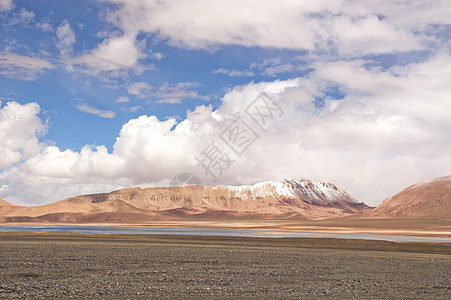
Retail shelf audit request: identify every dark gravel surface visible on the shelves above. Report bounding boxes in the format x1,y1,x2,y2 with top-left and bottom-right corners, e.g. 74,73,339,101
0,233,450,299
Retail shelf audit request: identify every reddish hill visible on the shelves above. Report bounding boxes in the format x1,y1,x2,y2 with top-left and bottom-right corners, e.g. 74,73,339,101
0,199,12,206
367,176,451,218
0,198,23,217
1,179,371,223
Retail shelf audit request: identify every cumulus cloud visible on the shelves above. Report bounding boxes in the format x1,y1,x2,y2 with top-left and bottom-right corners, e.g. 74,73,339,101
0,101,47,169
74,103,116,119
0,1,450,207
1,53,450,206
0,52,55,80
75,34,145,76
56,19,75,56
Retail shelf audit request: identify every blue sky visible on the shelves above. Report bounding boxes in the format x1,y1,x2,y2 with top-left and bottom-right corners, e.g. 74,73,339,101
0,1,312,149
0,0,450,206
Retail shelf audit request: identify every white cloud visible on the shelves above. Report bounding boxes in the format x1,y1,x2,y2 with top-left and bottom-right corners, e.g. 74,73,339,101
56,19,75,56
74,103,116,119
127,82,152,96
325,14,422,56
69,0,447,81
212,68,254,77
107,0,320,50
1,52,449,206
8,7,34,25
18,7,34,22
104,0,445,56
214,58,308,78
121,106,143,113
262,64,297,76
0,52,55,80
0,0,13,12
116,96,130,103
152,52,163,60
127,81,207,104
0,1,450,207
75,34,145,76
36,21,53,32
0,101,47,169
153,82,205,104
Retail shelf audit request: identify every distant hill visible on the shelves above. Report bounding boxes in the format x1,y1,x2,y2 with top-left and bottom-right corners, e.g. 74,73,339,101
1,179,370,223
0,199,12,206
0,198,23,217
367,176,451,218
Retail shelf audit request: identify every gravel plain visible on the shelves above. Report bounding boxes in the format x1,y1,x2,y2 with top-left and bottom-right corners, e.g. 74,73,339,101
0,232,450,299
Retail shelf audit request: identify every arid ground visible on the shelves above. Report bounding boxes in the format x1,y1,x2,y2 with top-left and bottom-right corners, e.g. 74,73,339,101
0,232,450,298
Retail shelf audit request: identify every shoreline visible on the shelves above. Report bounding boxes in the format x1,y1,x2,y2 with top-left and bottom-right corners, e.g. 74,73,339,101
1,231,451,254
1,217,450,238
1,225,451,244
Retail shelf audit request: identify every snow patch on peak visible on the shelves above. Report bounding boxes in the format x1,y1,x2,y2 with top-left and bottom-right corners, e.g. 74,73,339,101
268,180,296,198
209,178,355,203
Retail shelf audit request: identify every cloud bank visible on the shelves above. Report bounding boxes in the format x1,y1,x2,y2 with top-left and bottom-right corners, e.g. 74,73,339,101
64,0,450,77
0,0,449,207
104,0,448,53
1,52,450,206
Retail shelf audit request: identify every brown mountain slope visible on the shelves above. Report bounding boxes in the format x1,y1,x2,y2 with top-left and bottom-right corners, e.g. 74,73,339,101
0,199,24,218
6,197,146,217
367,176,451,218
2,179,371,223
0,199,12,206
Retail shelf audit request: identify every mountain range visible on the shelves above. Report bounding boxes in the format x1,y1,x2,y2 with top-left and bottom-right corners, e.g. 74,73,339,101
0,176,450,223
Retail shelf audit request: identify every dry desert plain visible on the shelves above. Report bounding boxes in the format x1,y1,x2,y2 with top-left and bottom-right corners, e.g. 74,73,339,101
0,232,450,299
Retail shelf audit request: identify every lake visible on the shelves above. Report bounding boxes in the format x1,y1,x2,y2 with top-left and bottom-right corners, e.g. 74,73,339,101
0,225,450,243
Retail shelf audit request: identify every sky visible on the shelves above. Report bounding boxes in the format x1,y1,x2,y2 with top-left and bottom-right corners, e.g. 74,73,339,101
0,0,450,207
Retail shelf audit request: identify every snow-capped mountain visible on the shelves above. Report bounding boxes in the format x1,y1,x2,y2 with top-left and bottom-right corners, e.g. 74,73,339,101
223,179,358,205
1,179,370,222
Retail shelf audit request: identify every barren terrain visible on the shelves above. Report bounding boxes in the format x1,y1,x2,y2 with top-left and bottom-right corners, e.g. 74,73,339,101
0,232,450,299
367,175,451,218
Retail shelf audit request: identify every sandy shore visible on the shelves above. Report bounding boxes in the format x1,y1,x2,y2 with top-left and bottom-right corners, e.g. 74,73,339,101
0,232,450,298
